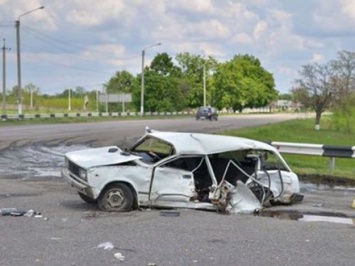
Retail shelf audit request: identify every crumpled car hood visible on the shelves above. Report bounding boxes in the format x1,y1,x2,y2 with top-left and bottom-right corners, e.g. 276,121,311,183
65,146,141,169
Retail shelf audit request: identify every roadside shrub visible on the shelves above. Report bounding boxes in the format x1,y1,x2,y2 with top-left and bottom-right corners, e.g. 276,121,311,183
331,94,355,134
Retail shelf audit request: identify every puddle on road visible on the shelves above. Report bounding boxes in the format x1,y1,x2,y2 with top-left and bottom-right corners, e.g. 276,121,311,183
259,210,355,225
0,143,89,180
300,182,355,193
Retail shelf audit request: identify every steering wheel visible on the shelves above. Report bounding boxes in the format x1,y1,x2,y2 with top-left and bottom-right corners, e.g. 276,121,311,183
148,151,161,161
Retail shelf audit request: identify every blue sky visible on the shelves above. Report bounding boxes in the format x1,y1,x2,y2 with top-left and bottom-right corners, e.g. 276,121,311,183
0,0,354,95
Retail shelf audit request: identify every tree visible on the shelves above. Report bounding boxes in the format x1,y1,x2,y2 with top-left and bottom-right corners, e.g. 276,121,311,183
293,62,335,130
105,70,134,94
132,53,186,112
104,70,135,112
278,93,292,100
331,50,355,102
214,54,277,112
23,83,40,109
330,50,355,133
150,53,181,77
74,86,86,97
175,53,218,108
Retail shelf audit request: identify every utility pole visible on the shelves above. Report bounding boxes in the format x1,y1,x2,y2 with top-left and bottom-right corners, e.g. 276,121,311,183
96,89,99,112
2,38,10,115
68,88,71,111
16,6,45,115
140,42,161,116
203,64,206,107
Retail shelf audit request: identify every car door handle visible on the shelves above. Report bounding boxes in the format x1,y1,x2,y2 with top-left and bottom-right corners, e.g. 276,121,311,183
183,175,191,179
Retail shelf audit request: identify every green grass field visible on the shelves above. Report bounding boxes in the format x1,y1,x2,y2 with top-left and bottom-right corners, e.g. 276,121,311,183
223,116,355,179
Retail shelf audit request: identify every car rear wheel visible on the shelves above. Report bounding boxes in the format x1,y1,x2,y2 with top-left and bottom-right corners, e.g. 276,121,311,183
98,183,133,212
78,192,97,204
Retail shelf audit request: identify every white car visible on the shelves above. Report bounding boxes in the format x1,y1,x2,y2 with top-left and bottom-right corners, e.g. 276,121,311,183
62,128,303,213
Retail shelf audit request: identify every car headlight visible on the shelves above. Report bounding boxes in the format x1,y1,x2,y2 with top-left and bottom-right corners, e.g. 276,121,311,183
78,168,87,181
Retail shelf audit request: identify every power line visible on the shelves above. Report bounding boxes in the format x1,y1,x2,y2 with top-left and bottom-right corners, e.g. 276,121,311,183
23,25,141,61
18,26,142,75
36,59,114,74
17,27,116,75
24,25,87,51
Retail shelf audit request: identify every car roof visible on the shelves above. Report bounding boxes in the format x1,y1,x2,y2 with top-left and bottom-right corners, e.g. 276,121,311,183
146,131,276,155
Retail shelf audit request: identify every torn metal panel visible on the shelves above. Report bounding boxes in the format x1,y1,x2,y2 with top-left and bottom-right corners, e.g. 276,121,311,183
252,170,300,204
228,181,262,213
210,181,261,214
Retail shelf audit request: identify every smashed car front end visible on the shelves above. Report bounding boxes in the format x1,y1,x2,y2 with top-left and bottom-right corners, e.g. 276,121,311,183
62,146,145,201
62,157,96,197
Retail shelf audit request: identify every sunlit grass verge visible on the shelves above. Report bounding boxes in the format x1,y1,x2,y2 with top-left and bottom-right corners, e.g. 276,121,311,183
223,116,355,180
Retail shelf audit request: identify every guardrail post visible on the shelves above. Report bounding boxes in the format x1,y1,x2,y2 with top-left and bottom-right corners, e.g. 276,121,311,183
329,157,335,172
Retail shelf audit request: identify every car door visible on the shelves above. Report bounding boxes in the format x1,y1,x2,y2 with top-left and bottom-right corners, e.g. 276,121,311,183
150,167,196,204
149,156,198,204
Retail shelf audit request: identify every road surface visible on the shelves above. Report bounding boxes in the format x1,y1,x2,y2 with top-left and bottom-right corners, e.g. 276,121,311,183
0,113,354,266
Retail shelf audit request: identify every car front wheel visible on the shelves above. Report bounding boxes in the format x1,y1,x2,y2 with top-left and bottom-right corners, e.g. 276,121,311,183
98,183,133,212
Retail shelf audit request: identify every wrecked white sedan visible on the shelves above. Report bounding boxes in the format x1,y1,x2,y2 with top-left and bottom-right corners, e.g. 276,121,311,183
62,129,303,213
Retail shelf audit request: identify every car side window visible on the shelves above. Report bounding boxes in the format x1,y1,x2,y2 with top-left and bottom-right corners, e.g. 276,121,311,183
130,136,174,163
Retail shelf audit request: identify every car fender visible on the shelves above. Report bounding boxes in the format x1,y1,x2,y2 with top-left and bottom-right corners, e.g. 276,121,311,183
88,165,152,201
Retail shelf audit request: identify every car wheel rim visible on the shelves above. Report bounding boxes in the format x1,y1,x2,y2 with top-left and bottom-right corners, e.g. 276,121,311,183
107,190,125,207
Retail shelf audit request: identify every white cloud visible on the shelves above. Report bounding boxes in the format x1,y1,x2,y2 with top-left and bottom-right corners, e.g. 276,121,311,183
253,21,268,40
167,0,214,14
312,53,325,63
0,0,353,94
232,33,254,45
313,0,355,33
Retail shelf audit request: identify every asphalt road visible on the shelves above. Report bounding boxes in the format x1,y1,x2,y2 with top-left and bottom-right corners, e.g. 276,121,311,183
0,113,354,266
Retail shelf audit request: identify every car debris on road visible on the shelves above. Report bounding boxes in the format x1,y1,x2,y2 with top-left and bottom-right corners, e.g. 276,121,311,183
62,127,303,214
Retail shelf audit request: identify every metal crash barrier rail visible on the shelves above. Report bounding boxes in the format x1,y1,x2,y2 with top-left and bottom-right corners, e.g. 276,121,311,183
270,141,355,172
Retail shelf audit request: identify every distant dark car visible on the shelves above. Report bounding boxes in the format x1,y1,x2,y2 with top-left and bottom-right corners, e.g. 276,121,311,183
195,106,218,121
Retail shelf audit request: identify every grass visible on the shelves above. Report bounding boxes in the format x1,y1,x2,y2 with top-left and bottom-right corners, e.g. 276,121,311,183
223,116,355,180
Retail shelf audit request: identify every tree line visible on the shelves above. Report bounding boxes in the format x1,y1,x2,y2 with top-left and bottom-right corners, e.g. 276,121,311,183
106,52,278,113
7,50,354,134
2,52,278,113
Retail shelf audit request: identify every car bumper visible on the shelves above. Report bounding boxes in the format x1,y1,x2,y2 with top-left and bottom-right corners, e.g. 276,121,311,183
61,168,96,198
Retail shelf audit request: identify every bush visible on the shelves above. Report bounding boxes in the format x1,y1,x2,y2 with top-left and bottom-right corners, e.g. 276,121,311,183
331,94,355,134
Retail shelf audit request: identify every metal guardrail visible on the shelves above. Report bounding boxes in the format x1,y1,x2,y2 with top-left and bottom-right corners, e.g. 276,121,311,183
270,141,355,172
0,107,274,120
0,111,192,120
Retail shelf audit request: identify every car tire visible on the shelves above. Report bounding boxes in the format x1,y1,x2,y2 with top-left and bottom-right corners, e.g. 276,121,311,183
98,183,133,212
78,192,97,204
